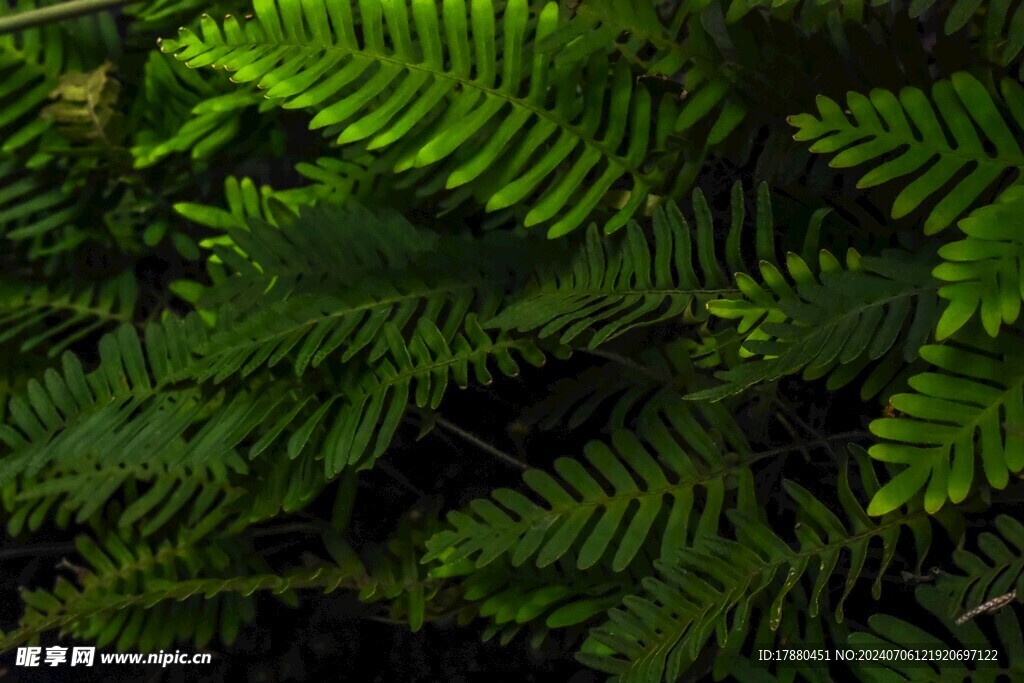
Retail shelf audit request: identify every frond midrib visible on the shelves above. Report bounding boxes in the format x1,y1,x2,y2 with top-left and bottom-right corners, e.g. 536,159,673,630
349,335,530,395
187,36,653,182
2,293,133,325
754,284,936,352
454,442,773,543
900,355,1024,453
608,508,930,663
13,462,242,500
3,566,361,652
837,123,1024,169
199,282,479,379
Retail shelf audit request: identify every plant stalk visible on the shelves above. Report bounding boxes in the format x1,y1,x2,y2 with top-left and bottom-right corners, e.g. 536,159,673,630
0,0,137,36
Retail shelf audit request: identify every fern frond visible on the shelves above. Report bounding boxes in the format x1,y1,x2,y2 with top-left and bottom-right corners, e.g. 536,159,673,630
434,555,640,647
0,318,299,481
849,583,1024,682
0,18,58,151
158,0,664,237
174,175,291,235
280,316,546,473
241,443,331,521
521,339,745,438
291,154,382,203
578,453,940,681
0,202,550,482
187,200,509,357
174,157,381,253
789,73,1024,234
937,514,1024,621
130,52,262,169
487,185,780,348
0,160,83,250
424,401,759,573
347,506,458,633
700,248,939,401
202,203,434,306
866,325,1024,515
903,0,1024,65
0,272,135,356
543,0,747,150
934,185,1024,339
0,530,360,652
2,446,247,536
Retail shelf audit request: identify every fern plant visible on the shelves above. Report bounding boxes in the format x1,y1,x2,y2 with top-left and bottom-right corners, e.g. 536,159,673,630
2,0,1024,680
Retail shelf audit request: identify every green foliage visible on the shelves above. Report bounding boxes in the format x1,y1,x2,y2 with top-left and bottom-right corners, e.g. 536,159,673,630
425,401,754,573
867,326,1024,515
0,272,135,356
577,455,939,681
0,1,117,154
1,0,1023,679
158,0,668,237
934,185,1024,338
702,248,939,400
941,514,1024,617
0,159,82,250
130,52,262,169
488,183,775,348
850,583,1024,682
790,73,1024,235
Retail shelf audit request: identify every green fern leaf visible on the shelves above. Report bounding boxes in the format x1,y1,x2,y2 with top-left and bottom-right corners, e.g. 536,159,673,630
280,316,546,474
849,583,1024,682
934,186,1024,339
0,160,83,251
700,248,939,401
789,73,1024,234
158,0,662,236
0,204,548,485
0,273,136,357
424,401,758,573
130,52,262,169
867,326,1024,515
578,452,940,681
520,339,748,439
2,445,247,536
487,185,780,348
0,529,360,652
939,514,1024,621
433,556,639,645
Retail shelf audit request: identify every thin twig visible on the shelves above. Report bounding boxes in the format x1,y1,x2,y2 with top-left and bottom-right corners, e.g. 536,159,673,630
0,0,137,36
426,412,528,470
774,412,810,462
378,461,429,498
772,395,826,442
578,347,665,383
250,522,326,538
0,542,76,561
752,430,871,460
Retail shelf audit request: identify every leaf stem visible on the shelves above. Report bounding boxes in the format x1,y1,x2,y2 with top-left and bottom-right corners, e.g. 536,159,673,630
0,0,136,36
754,430,871,459
0,542,76,560
425,411,528,471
